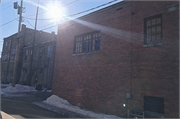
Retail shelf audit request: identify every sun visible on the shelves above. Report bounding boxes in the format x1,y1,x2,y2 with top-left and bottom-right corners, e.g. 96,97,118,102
47,3,66,22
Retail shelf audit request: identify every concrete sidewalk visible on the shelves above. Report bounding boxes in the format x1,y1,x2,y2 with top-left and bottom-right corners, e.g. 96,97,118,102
33,101,89,118
1,111,16,119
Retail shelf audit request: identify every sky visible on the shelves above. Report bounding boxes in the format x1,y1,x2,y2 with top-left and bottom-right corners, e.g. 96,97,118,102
0,0,122,56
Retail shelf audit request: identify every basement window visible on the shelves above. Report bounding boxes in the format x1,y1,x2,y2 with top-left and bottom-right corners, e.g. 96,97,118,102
144,96,164,114
144,14,162,47
73,31,100,54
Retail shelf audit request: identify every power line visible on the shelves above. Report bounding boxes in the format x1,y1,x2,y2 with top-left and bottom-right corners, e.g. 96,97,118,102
25,0,119,21
20,0,120,36
0,5,11,10
0,18,17,27
26,0,80,17
25,19,34,28
1,0,118,28
0,0,12,7
1,0,120,38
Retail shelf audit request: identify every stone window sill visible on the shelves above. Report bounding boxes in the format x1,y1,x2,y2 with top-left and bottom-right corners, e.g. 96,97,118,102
143,43,163,47
72,51,99,56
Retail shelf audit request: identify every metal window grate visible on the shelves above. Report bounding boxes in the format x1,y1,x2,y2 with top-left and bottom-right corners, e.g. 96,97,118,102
144,96,164,114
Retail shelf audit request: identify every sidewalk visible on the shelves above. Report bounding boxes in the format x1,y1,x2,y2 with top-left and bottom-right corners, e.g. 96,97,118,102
33,100,121,118
33,101,89,118
0,111,16,119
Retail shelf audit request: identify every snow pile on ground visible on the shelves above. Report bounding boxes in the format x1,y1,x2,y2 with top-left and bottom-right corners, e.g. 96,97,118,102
43,95,121,118
41,88,52,92
1,84,36,93
1,83,12,87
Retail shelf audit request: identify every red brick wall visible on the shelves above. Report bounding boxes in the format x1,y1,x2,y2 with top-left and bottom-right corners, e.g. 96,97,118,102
130,1,179,118
53,1,179,118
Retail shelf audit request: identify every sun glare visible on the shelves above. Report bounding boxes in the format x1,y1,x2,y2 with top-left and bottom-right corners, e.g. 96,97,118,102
47,3,66,22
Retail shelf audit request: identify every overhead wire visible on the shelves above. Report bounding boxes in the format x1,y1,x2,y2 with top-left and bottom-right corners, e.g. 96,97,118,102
0,0,12,8
1,0,120,37
22,0,80,30
0,5,11,10
25,0,118,21
26,0,80,17
1,0,118,27
21,0,120,36
0,18,17,27
25,19,34,28
39,0,119,30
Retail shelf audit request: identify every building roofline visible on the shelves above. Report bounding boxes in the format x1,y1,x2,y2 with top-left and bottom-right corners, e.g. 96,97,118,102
3,33,18,40
77,0,129,19
58,0,129,27
3,25,56,40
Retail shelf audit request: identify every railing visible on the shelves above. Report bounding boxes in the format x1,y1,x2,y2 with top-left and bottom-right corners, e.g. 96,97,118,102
129,109,144,118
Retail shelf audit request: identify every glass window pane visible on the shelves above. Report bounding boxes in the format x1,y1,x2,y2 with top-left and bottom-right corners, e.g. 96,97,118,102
147,36,152,43
157,34,161,41
147,28,151,35
152,27,156,34
157,26,161,33
152,35,156,42
156,18,161,24
147,20,151,27
96,33,98,37
152,19,156,25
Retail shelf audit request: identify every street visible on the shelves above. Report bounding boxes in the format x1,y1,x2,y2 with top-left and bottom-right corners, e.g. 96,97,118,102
1,93,69,118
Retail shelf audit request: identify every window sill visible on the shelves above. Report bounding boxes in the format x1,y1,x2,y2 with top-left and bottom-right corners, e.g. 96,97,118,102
143,43,163,47
72,51,100,56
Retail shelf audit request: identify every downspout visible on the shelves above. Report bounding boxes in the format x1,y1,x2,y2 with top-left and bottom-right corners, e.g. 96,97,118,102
50,40,56,90
127,1,134,118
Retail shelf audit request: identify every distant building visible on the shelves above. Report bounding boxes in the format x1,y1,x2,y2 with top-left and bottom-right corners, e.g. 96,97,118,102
0,58,1,82
1,24,56,89
53,1,179,118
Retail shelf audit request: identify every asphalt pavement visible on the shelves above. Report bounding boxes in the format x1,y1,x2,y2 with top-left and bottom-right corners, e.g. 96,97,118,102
1,84,90,118
1,91,69,118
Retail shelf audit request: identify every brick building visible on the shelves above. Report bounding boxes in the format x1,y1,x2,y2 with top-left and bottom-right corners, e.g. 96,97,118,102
1,33,19,84
53,1,179,118
1,24,56,89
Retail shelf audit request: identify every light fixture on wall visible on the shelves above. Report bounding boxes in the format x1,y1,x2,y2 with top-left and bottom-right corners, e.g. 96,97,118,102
126,93,132,99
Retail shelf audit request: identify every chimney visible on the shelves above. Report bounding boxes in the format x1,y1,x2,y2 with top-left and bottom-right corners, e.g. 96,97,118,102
21,24,26,31
51,31,55,35
51,31,56,40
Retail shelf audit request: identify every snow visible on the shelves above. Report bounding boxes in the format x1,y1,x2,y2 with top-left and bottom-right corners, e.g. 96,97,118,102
1,83,12,87
43,95,121,118
1,84,121,118
1,84,36,94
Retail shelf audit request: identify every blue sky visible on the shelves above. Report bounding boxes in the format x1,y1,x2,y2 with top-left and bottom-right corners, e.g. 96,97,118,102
0,0,122,55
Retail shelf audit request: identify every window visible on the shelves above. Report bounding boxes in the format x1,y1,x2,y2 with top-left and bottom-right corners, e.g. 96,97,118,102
144,14,162,46
23,68,27,73
74,31,100,54
144,96,164,114
47,46,51,57
25,49,28,60
5,41,8,46
10,49,16,61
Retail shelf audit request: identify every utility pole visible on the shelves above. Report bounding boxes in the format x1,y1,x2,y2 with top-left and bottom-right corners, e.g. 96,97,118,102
28,6,39,86
12,0,23,87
